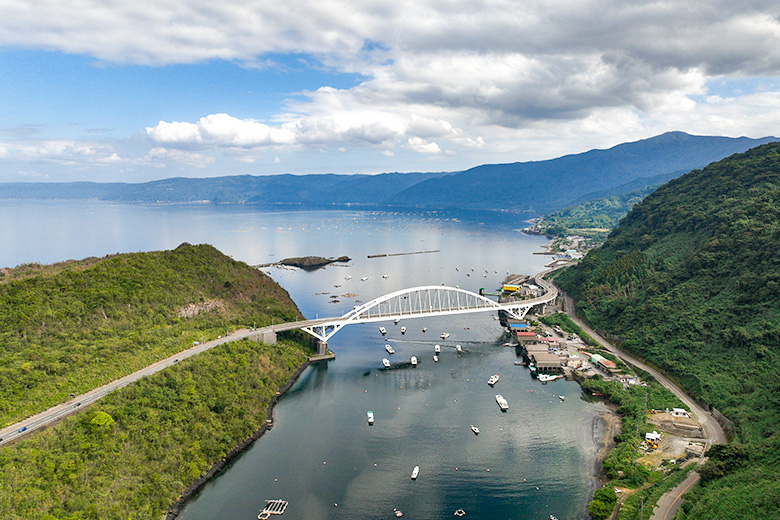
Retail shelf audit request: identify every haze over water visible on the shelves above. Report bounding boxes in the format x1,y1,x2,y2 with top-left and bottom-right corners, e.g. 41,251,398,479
2,200,610,519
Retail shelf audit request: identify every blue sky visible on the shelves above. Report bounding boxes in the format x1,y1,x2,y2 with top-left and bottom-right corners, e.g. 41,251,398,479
1,0,780,183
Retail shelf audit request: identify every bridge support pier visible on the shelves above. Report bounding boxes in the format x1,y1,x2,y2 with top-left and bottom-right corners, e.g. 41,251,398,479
311,337,329,356
251,329,277,345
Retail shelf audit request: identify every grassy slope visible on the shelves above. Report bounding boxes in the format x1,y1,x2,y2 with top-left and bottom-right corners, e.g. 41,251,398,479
0,243,303,427
557,143,780,518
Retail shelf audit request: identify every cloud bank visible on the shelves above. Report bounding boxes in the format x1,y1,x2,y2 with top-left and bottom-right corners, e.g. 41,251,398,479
2,0,780,175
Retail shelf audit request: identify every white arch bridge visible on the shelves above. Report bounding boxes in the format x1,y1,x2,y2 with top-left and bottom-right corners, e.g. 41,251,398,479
294,271,557,345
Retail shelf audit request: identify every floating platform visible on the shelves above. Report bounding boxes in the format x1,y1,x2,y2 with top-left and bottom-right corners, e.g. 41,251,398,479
258,499,288,519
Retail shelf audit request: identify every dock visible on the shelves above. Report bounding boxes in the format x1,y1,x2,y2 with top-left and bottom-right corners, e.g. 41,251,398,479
367,250,440,258
257,499,288,519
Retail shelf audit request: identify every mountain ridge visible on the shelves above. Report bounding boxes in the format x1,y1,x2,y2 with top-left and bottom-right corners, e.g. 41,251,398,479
1,132,776,214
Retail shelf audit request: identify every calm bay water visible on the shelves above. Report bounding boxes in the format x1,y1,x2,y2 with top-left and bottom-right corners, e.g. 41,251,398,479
2,200,608,520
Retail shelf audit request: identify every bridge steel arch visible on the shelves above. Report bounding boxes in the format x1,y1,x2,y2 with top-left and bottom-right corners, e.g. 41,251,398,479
301,285,553,343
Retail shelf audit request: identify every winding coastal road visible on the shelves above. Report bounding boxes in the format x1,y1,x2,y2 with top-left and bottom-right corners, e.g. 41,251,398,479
555,288,726,520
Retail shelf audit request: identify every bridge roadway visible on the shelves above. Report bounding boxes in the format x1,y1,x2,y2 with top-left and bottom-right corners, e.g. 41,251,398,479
0,271,556,447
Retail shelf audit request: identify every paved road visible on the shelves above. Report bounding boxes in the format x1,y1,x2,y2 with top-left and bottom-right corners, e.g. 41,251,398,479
0,322,305,447
650,471,701,520
559,293,727,447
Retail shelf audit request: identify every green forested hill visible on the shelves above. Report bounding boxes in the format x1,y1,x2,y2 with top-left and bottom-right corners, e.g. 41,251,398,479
557,143,780,518
0,243,303,427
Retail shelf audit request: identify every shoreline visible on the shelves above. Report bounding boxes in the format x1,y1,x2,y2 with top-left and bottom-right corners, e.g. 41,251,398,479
164,356,318,520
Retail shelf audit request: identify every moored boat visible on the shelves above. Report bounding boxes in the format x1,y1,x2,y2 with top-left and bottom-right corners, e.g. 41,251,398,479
538,374,561,382
383,358,391,368
410,356,418,366
400,326,406,334
433,355,439,362
495,394,509,411
385,344,395,354
440,332,450,339
471,425,480,434
488,374,499,386
367,411,374,424
379,326,387,335
434,344,441,353
455,344,462,353
411,466,419,479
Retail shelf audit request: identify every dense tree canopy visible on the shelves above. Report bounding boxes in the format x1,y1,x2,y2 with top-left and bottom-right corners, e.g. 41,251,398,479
558,142,780,518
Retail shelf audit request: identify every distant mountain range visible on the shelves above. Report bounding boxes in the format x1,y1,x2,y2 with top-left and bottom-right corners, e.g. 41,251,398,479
2,132,776,215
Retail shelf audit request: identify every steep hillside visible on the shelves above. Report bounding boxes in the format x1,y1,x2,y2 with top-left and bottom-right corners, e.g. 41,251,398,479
0,243,304,427
395,132,777,214
557,142,780,518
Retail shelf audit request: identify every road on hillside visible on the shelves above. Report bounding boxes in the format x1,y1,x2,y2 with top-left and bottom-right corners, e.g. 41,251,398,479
649,471,701,520
560,294,727,447
553,286,726,520
0,321,309,447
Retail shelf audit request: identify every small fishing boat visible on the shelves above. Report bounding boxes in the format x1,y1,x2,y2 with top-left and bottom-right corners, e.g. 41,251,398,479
495,394,509,411
394,318,401,324
559,395,565,401
411,466,419,479
434,344,441,353
410,356,418,366
488,374,499,386
433,355,439,362
385,344,395,354
455,344,462,353
367,411,374,424
471,425,480,434
440,332,450,339
422,327,427,332
383,358,391,368
379,326,387,335
361,276,368,281
400,326,406,334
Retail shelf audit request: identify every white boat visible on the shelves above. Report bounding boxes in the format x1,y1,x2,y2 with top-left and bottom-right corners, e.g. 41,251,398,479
455,344,462,353
559,395,565,401
422,327,427,332
383,358,391,368
471,425,480,434
410,356,418,366
411,466,419,479
400,326,406,334
379,326,387,335
434,344,441,353
433,355,439,362
488,374,499,386
538,374,561,382
383,274,390,278
440,332,450,339
385,344,395,354
394,318,401,324
367,411,374,424
496,394,509,411
360,276,368,281
395,511,403,517
345,275,352,280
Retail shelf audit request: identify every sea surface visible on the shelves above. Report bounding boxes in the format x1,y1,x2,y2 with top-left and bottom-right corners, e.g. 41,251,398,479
2,200,609,520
